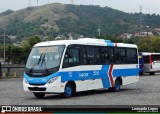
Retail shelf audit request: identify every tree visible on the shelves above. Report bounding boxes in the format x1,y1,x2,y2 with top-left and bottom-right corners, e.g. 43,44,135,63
5,36,42,64
137,37,160,52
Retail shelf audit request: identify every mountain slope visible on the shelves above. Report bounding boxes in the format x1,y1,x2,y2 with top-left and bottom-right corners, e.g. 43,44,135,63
0,3,160,41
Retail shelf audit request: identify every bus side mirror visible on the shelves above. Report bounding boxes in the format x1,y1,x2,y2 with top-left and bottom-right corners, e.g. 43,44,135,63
65,46,73,58
65,53,72,58
65,54,69,58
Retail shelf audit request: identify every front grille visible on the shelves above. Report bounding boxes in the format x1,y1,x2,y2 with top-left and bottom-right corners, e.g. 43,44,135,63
26,72,51,77
29,83,45,86
28,87,46,91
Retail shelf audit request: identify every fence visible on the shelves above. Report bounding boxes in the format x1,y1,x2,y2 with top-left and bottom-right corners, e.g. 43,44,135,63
1,65,25,77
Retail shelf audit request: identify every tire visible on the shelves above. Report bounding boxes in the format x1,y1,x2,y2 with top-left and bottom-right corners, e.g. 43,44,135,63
149,72,155,75
139,72,143,75
109,79,121,92
33,93,45,98
62,83,73,98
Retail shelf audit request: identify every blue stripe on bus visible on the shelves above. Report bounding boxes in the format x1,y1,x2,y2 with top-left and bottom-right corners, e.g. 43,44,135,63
102,78,110,88
112,68,139,77
107,43,114,47
138,52,144,73
101,65,110,88
24,65,138,86
105,41,114,47
104,40,111,43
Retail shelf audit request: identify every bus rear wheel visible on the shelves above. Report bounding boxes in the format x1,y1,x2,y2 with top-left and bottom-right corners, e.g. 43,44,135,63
33,92,45,98
62,84,74,98
109,79,121,92
139,72,143,75
149,72,155,75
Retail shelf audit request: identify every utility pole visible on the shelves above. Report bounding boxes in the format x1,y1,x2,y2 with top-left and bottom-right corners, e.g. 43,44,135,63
139,5,143,29
27,0,32,10
28,0,31,7
97,29,101,37
146,26,149,36
3,28,6,64
71,0,73,4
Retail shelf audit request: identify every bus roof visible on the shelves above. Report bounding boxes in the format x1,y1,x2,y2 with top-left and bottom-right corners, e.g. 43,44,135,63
34,38,137,48
141,52,160,55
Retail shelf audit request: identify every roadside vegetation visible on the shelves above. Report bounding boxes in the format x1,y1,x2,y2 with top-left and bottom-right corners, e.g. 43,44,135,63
1,35,160,64
0,36,41,64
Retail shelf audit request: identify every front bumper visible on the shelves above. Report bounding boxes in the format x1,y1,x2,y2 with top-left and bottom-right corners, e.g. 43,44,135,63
23,77,65,93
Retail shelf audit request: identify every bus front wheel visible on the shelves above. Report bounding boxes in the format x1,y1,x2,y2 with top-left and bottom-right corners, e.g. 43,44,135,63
62,84,73,98
33,92,45,98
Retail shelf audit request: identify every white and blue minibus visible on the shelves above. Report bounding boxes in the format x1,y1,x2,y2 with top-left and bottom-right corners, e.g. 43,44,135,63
23,38,139,98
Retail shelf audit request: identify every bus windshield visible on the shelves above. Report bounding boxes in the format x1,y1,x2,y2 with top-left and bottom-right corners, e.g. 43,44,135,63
26,45,65,71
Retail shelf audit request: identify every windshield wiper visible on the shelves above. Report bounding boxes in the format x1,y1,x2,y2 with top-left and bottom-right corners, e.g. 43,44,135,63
41,54,49,73
29,53,43,73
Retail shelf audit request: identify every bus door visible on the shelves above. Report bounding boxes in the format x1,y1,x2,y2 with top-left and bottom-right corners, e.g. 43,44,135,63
143,55,150,72
85,46,102,90
62,45,88,91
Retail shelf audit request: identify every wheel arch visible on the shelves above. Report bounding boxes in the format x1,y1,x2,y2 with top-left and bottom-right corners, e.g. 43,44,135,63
65,81,76,93
116,77,122,85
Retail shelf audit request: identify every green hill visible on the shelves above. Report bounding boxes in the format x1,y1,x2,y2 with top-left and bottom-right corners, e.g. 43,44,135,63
0,3,160,43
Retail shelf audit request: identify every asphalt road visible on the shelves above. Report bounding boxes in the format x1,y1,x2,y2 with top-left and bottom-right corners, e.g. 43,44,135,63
0,74,160,105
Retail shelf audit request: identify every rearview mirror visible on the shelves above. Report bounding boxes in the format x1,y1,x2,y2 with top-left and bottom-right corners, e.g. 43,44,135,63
65,53,72,58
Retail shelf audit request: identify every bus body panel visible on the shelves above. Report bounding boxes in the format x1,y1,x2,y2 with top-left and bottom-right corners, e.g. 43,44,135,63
23,76,66,93
122,76,139,85
143,63,151,72
152,61,160,71
138,52,144,74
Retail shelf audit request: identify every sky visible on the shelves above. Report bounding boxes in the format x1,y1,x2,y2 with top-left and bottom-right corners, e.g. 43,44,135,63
0,0,160,14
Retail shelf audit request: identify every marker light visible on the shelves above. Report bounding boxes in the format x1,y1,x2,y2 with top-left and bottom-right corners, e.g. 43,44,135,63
24,78,29,84
47,77,58,84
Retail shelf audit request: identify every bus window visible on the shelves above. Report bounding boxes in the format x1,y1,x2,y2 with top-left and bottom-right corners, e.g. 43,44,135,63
126,48,138,64
80,46,87,65
63,45,80,68
86,46,100,65
114,48,127,64
152,55,160,61
143,56,149,63
101,47,114,64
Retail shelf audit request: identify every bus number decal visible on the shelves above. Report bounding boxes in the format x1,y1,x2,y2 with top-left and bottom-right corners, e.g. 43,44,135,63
79,73,89,77
93,71,99,76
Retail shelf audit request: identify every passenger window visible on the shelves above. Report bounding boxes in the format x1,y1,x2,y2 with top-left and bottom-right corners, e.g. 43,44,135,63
63,46,80,68
143,56,149,63
86,47,100,65
80,46,87,65
114,48,127,64
127,49,138,64
152,55,160,61
101,47,114,64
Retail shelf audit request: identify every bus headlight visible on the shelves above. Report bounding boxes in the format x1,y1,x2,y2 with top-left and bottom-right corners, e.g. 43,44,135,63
24,78,29,84
47,77,58,84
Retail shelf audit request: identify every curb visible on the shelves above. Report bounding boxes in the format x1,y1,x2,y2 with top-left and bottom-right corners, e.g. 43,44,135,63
0,76,22,79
